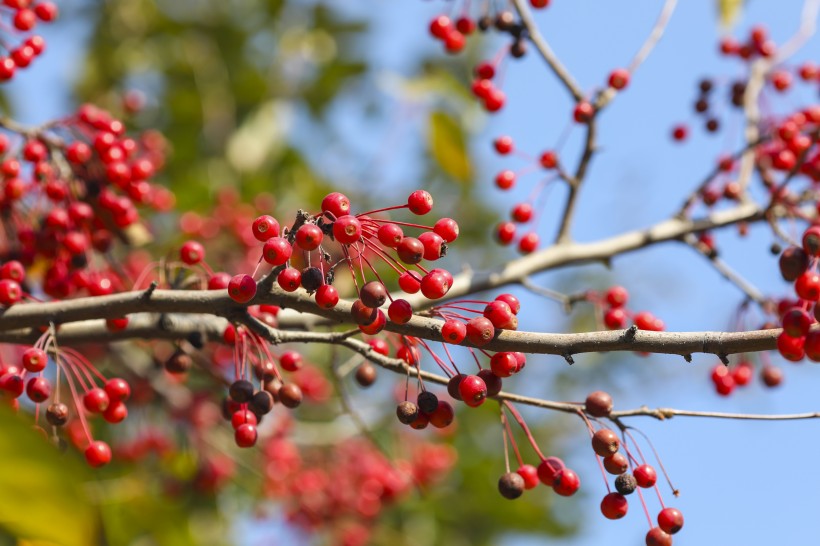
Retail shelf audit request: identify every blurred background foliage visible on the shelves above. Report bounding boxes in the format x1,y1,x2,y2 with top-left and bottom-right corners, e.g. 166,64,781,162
0,0,648,545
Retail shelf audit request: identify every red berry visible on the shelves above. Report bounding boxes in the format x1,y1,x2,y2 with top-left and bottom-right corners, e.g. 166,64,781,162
85,441,112,467
315,284,339,309
539,150,558,169
495,170,516,189
25,377,51,403
0,279,22,306
398,271,421,294
429,15,451,39
518,232,539,254
428,400,455,428
295,224,323,251
516,464,539,489
333,215,363,245
13,9,36,31
397,237,424,264
441,319,466,344
671,124,688,141
600,492,628,519
633,464,657,488
262,237,293,265
252,215,280,241
34,2,58,21
22,347,47,372
494,135,513,154
418,231,445,261
321,192,351,218
458,374,487,407
573,101,594,123
235,423,258,448
433,217,459,242
657,507,684,534
228,274,257,303
277,267,301,292
388,299,413,324
608,68,630,90
377,223,404,248
490,352,518,377
552,468,580,496
496,222,516,245
777,332,805,361
407,190,434,215
280,350,303,372
105,378,131,401
180,241,205,265
537,456,565,485
645,527,673,546
465,316,495,346
511,203,533,223
782,308,812,337
83,388,110,413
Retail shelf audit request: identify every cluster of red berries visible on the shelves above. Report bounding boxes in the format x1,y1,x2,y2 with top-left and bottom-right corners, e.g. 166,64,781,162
710,358,782,396
0,103,170,301
775,226,820,363
595,285,665,334
225,191,459,334
0,328,132,467
0,0,57,81
584,392,684,545
265,436,455,545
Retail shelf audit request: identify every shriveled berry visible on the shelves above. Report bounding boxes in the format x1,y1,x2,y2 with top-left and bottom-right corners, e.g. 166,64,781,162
615,472,637,495
498,472,525,499
396,401,419,424
417,391,439,414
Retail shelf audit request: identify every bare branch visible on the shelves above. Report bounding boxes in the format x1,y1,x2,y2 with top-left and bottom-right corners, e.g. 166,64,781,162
510,0,584,102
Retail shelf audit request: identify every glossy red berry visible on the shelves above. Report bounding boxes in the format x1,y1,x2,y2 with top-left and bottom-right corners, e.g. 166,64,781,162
645,527,673,546
537,456,565,485
315,284,339,309
262,237,293,265
388,299,413,324
518,232,539,254
539,150,558,169
458,374,487,407
608,68,630,90
795,271,820,301
85,441,112,468
441,319,466,344
83,388,110,413
552,468,580,496
573,101,594,123
321,192,351,218
397,237,424,264
433,217,459,242
22,347,47,372
777,332,805,362
490,352,518,378
333,215,363,245
252,215,280,241
633,464,658,488
25,377,51,403
600,492,628,519
104,378,131,401
235,423,258,448
295,224,323,251
228,274,256,303
657,507,684,534
0,279,22,306
465,316,495,346
280,351,303,372
496,222,516,245
407,190,433,215
517,464,539,489
494,136,513,154
180,241,205,265
495,170,515,190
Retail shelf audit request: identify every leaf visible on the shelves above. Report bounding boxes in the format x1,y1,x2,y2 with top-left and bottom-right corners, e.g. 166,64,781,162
717,0,744,28
428,111,472,185
0,407,97,546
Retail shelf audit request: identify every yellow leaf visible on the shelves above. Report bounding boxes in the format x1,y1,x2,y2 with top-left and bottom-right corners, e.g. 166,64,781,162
0,407,97,546
428,111,472,185
717,0,744,28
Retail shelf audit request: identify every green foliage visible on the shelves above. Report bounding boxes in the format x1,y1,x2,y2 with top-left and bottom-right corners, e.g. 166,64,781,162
0,408,97,546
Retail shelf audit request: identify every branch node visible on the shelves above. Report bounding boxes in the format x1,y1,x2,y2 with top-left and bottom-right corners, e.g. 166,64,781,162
563,353,575,365
142,281,158,299
718,353,730,365
683,353,692,363
622,325,638,342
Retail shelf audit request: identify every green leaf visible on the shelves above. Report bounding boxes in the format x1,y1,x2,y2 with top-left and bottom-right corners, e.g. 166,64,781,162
717,0,744,28
0,407,97,546
428,111,472,185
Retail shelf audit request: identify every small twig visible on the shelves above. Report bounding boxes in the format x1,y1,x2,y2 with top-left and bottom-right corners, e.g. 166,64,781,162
510,0,584,102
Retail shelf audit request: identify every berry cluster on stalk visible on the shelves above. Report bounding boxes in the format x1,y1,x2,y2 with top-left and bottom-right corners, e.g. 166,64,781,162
0,0,57,80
